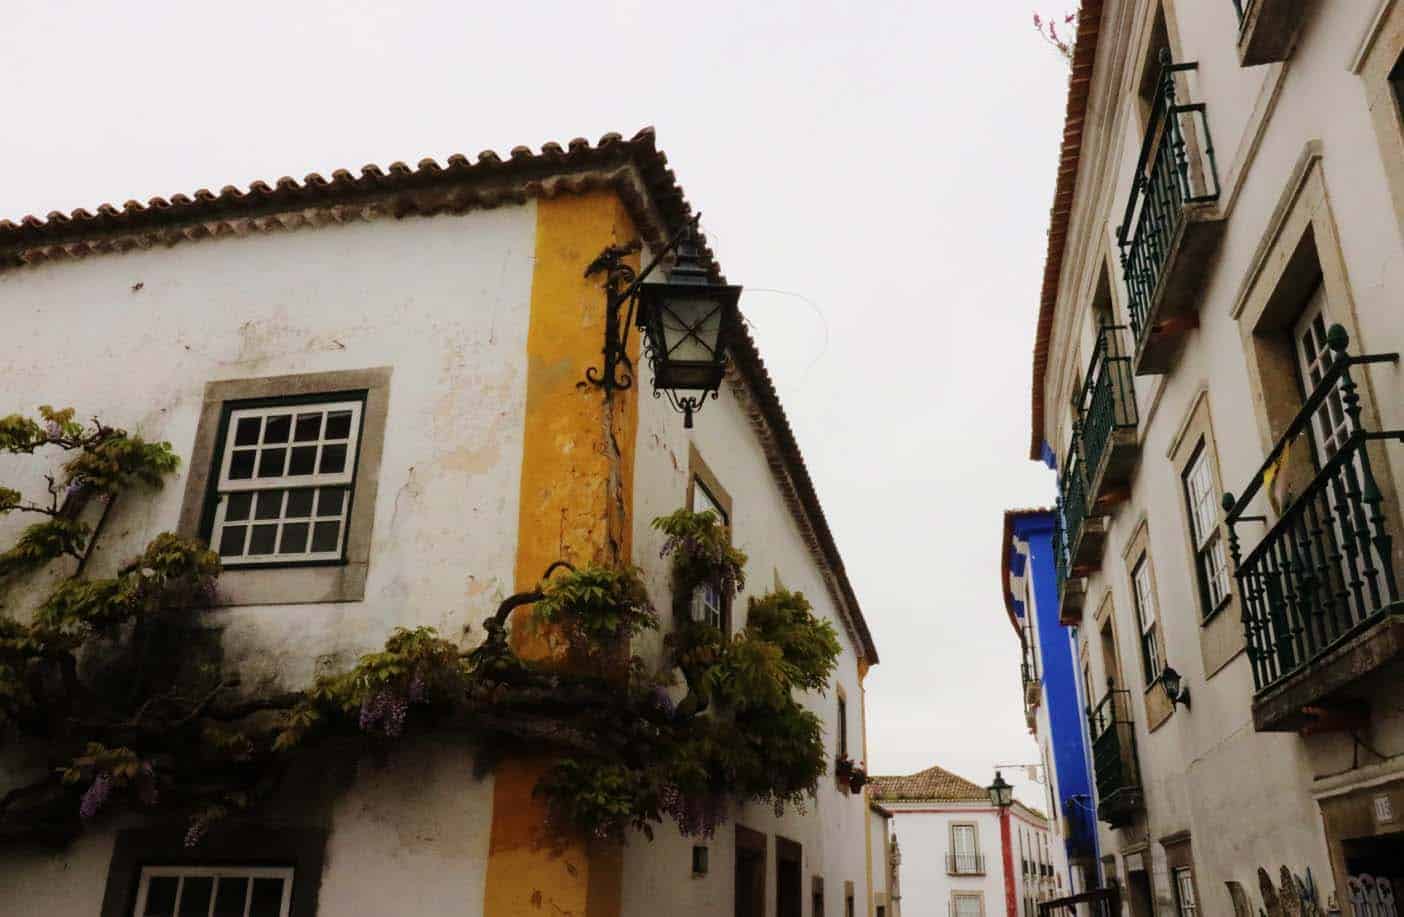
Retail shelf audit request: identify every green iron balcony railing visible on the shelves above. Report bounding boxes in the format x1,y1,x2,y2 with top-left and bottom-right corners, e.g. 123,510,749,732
1078,324,1138,491
1116,54,1221,355
1053,504,1070,591
1060,440,1090,558
1224,327,1402,695
1087,684,1141,826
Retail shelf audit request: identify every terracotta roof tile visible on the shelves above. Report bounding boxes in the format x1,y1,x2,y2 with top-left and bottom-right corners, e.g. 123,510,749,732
1030,0,1105,461
869,764,989,803
0,127,878,666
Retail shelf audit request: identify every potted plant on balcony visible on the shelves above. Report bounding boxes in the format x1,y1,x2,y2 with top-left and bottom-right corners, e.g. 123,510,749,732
847,763,868,793
834,754,855,780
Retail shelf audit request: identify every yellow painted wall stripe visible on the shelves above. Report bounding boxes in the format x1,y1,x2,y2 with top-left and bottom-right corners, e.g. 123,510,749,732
483,191,640,917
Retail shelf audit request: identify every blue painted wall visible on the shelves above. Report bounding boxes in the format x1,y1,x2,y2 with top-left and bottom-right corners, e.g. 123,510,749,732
1011,512,1100,880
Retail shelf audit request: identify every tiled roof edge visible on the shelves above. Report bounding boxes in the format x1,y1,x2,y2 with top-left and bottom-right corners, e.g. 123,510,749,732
1030,0,1106,461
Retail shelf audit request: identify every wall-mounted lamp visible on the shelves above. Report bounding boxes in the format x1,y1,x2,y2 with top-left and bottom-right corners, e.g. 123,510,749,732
1161,666,1191,710
691,844,709,876
584,214,742,428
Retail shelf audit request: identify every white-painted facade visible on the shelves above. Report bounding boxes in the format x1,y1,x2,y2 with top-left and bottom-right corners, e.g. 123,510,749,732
1036,1,1404,914
0,145,879,916
879,798,1057,917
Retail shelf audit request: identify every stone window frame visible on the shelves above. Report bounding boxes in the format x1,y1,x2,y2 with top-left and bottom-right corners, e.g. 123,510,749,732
1355,2,1404,241
948,821,983,874
99,825,328,917
177,368,392,607
950,890,986,917
1121,521,1174,731
1159,832,1201,917
1165,387,1246,683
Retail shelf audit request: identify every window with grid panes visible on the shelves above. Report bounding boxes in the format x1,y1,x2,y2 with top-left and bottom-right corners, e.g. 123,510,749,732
952,894,982,917
210,400,362,565
1131,555,1163,684
690,479,727,629
1173,866,1198,916
1184,445,1231,616
133,866,292,917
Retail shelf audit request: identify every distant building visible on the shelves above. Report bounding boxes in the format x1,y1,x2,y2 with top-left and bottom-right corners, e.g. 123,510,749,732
1002,509,1099,897
870,764,1060,916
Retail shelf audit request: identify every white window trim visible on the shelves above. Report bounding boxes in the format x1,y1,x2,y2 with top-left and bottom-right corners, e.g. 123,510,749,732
1185,447,1232,613
1132,555,1163,682
133,865,294,917
1173,865,1198,916
212,399,363,567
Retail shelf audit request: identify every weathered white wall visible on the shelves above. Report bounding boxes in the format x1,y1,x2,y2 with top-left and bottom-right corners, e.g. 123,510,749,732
1043,0,1404,913
624,341,874,916
0,202,539,912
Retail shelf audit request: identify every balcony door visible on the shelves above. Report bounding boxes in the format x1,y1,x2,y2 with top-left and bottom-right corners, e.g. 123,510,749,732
1293,286,1351,464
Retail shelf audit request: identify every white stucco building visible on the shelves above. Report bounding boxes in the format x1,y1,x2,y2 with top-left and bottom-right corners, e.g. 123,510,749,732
1031,0,1404,914
0,128,884,917
871,764,1060,916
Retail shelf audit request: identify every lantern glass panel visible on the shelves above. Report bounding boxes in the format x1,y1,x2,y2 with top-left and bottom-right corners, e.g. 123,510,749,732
660,297,724,362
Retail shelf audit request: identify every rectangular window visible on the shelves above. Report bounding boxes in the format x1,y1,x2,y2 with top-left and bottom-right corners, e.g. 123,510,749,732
950,823,979,873
687,464,731,632
210,399,364,566
952,894,983,917
836,695,848,758
133,866,293,917
812,876,824,917
1131,556,1163,683
1173,866,1198,916
1183,445,1231,616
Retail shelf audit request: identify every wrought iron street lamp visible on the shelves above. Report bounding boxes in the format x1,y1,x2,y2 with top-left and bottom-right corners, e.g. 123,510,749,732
1160,665,1191,710
987,771,1014,808
583,214,741,429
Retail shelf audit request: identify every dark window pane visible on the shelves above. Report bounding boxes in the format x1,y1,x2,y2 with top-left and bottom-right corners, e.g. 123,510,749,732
319,444,347,475
286,489,315,517
312,520,341,553
317,488,346,517
229,450,256,480
249,877,286,917
255,490,284,520
263,414,292,444
324,410,353,440
258,448,287,478
234,416,262,447
226,491,253,522
218,526,247,557
294,412,322,442
213,877,250,917
144,876,179,915
249,524,278,556
288,446,317,476
178,876,214,915
280,523,309,554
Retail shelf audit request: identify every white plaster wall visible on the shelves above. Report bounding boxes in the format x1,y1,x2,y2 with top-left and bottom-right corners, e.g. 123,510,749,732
0,203,539,913
624,344,874,916
883,805,1005,915
1043,1,1404,913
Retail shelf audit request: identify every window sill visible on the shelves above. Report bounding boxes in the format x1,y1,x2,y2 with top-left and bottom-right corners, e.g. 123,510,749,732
211,560,368,607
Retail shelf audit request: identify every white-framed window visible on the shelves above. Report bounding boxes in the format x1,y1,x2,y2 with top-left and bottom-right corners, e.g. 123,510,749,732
1132,555,1163,684
952,892,983,917
133,865,293,917
1184,445,1231,615
1173,866,1198,916
1293,286,1350,461
950,823,979,873
211,400,363,566
690,478,727,629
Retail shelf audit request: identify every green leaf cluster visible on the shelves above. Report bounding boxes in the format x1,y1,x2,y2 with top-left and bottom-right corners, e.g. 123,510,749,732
652,508,747,595
533,564,658,649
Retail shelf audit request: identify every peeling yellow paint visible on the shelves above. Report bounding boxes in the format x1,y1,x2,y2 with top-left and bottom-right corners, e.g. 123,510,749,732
482,191,639,917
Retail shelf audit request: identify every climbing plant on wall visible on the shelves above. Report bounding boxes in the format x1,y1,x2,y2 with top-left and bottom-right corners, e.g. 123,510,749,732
0,406,842,847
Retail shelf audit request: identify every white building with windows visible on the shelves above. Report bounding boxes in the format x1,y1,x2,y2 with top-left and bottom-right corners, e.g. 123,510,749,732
871,764,1059,916
1031,0,1404,913
0,128,885,917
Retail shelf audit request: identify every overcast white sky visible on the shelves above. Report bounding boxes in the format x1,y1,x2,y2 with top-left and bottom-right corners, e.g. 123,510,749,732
2,1,1069,805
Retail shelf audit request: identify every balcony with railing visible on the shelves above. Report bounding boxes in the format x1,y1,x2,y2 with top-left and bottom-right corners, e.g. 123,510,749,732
1116,54,1223,376
1038,888,1122,917
1232,0,1306,66
1056,438,1108,625
1088,684,1143,827
1053,506,1086,625
1079,324,1139,508
1224,327,1403,732
946,852,985,876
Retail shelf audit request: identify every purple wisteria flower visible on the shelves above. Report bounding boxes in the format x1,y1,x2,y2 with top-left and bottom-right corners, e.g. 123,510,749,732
79,773,112,820
359,690,409,737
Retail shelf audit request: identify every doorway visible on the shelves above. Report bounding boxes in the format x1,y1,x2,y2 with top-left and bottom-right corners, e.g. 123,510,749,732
736,826,766,917
776,836,803,917
1343,832,1404,915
